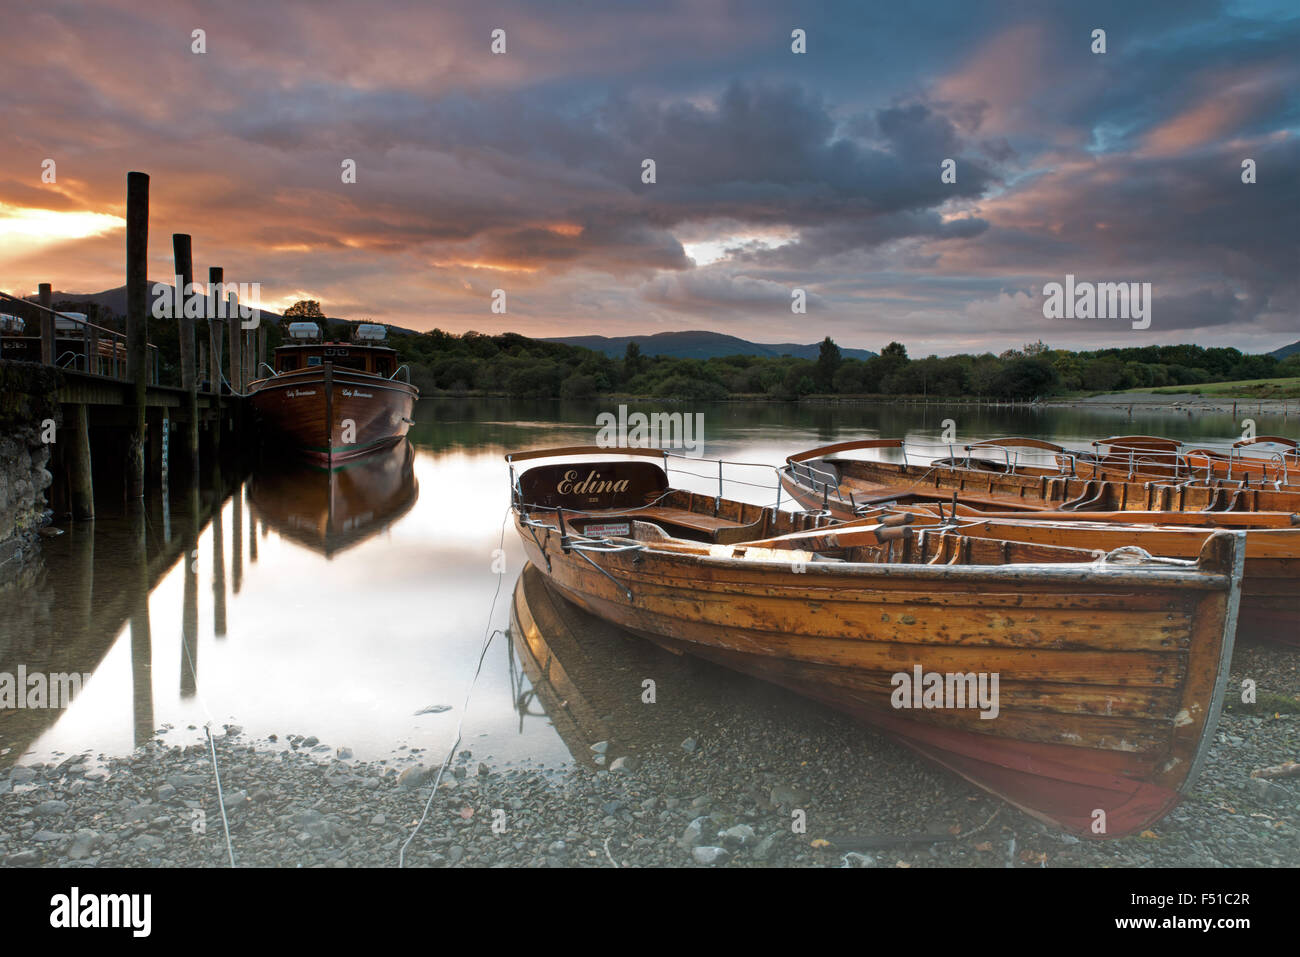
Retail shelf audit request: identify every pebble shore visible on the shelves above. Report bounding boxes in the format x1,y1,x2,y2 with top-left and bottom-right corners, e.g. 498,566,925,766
2,644,1296,869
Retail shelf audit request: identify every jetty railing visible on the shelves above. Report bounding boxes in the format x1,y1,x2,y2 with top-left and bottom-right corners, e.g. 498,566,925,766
0,289,158,382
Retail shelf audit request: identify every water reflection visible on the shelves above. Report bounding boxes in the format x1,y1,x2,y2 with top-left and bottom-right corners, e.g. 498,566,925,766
248,440,418,558
2,399,1295,773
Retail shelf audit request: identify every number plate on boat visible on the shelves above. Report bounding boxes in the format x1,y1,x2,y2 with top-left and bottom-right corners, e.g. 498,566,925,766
583,522,630,538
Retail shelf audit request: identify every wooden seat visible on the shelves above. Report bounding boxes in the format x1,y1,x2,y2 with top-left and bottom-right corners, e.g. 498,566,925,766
630,506,745,534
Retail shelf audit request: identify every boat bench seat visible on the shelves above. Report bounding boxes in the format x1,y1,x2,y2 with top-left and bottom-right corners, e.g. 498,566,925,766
624,506,746,540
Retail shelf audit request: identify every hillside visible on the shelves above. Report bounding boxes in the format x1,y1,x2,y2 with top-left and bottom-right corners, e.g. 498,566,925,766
544,330,877,361
1271,340,1300,360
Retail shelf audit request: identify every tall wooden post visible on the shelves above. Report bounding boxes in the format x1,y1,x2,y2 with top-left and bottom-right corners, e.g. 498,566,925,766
38,283,53,365
226,285,243,453
69,403,94,520
172,234,199,476
208,266,224,447
87,317,99,375
125,171,149,498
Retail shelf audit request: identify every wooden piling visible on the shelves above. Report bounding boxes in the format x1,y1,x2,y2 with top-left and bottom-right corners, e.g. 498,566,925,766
208,266,224,446
38,283,54,365
227,286,242,393
173,233,200,476
69,403,94,520
86,318,99,376
125,171,149,498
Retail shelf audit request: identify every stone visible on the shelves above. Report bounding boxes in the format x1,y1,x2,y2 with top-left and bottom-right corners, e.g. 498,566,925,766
721,824,756,848
692,846,729,866
680,816,712,848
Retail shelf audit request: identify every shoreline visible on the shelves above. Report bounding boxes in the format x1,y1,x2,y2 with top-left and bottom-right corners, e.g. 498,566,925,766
417,392,1298,417
3,645,1295,868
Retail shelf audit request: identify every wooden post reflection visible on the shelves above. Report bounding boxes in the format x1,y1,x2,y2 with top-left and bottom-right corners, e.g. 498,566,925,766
231,481,244,595
127,502,154,748
247,494,258,563
211,482,227,639
180,481,200,699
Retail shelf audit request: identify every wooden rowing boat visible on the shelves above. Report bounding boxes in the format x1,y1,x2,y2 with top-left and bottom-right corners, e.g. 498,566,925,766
1071,435,1300,488
782,439,1299,647
507,446,1246,837
782,438,1300,514
249,323,417,467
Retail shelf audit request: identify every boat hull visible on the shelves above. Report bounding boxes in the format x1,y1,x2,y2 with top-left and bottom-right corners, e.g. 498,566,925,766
514,512,1244,837
780,466,1300,647
249,366,416,466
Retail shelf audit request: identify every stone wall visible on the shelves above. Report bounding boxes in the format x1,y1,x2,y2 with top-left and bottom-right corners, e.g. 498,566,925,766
0,361,61,587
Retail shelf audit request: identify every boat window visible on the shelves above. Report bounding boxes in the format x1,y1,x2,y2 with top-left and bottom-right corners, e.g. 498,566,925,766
308,356,322,366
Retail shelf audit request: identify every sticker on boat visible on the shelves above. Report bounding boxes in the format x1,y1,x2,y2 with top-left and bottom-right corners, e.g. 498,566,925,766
583,522,630,538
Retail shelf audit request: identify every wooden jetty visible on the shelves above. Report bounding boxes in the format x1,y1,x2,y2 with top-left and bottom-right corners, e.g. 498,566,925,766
0,171,263,517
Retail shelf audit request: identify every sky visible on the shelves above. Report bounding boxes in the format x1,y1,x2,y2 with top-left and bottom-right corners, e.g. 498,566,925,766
0,0,1296,355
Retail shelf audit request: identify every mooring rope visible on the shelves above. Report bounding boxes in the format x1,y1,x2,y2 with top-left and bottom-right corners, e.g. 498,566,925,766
177,592,238,868
398,505,512,868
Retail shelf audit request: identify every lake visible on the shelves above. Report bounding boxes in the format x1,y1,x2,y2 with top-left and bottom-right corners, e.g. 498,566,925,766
2,398,1294,774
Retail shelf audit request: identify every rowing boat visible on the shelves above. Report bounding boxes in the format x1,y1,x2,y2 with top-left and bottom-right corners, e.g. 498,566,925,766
781,438,1299,646
507,446,1246,837
1073,435,1300,488
782,438,1300,516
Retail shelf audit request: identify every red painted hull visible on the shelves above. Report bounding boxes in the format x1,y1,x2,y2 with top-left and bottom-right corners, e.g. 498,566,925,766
249,365,417,466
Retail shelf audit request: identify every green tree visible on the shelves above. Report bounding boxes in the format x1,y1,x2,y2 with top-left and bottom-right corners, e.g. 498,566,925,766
814,336,842,391
284,300,324,318
624,341,644,377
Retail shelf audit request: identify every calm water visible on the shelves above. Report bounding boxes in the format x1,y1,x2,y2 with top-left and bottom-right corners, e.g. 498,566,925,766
2,399,1293,772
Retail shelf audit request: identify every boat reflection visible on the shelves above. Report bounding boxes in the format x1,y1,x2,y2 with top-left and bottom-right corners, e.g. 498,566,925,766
247,439,418,558
507,561,718,766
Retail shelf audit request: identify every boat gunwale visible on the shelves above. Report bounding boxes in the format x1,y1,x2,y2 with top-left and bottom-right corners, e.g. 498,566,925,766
516,511,1234,590
248,367,419,399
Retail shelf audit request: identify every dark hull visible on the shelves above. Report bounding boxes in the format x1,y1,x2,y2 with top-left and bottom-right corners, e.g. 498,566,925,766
249,366,416,466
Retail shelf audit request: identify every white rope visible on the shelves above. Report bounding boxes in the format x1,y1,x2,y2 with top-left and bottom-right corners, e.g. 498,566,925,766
398,506,511,868
178,587,238,868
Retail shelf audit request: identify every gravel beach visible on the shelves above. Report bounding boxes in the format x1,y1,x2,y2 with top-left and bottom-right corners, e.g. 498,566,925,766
2,641,1296,869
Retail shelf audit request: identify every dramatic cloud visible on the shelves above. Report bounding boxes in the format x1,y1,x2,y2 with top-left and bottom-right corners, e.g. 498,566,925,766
0,0,1294,353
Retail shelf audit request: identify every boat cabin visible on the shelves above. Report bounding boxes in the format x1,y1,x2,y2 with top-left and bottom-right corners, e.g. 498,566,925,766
272,322,398,377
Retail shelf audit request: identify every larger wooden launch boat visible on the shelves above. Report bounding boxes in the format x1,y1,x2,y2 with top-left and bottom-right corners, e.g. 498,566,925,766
249,322,418,466
781,437,1299,646
506,446,1246,837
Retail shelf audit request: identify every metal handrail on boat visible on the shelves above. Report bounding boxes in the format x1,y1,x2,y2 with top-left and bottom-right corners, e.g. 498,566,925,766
389,364,411,383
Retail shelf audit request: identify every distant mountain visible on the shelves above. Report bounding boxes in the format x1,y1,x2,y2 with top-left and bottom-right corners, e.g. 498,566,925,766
545,330,877,361
25,285,417,335
1272,340,1300,360
30,285,284,323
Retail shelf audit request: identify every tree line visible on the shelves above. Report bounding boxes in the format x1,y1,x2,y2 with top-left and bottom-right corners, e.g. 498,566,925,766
386,330,1300,400
45,295,1295,400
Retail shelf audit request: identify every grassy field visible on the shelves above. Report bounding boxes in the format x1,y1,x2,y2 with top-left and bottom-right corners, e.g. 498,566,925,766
1127,377,1300,399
